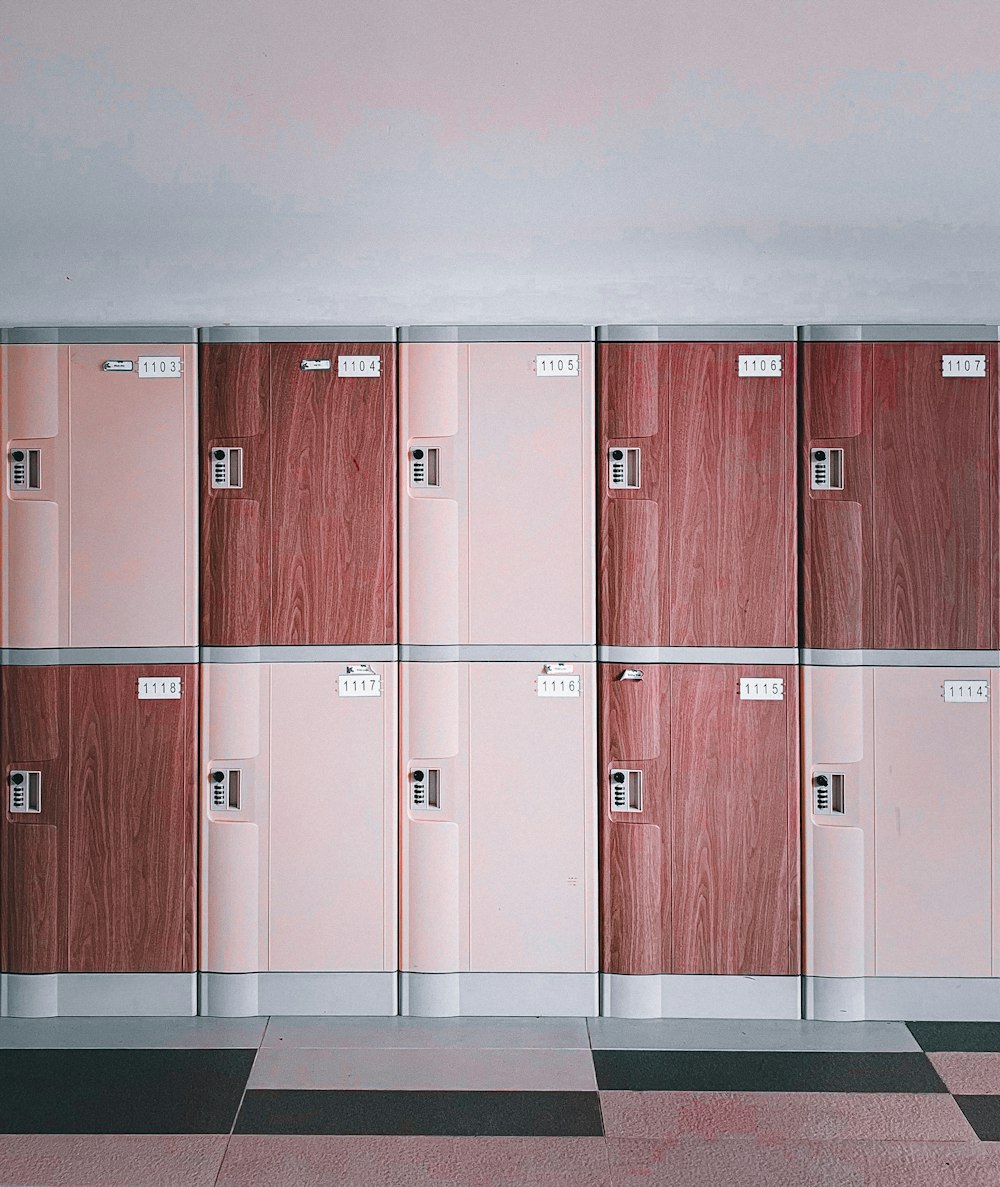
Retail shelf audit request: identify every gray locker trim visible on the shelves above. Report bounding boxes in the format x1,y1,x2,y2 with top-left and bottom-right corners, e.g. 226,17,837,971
199,972,398,1018
200,645,398,663
1,974,197,1018
800,648,999,667
399,973,600,1018
399,644,597,662
399,325,594,343
800,324,1000,342
599,645,798,665
600,974,801,1020
598,325,796,343
199,325,394,343
1,646,199,666
804,976,1000,1023
1,327,197,344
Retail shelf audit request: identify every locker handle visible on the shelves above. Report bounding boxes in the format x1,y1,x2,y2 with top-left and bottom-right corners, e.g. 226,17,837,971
8,770,42,814
813,772,845,816
810,447,844,491
411,767,441,809
410,447,440,489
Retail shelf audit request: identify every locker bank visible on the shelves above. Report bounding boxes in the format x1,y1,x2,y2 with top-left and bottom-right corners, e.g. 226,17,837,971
1,327,199,1017
597,326,801,1018
398,327,598,1015
198,327,398,1015
801,325,1000,1021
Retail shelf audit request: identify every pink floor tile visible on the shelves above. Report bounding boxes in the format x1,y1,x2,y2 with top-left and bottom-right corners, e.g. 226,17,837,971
0,1135,227,1186
608,1138,1000,1187
217,1136,612,1186
600,1091,977,1141
929,1052,1000,1094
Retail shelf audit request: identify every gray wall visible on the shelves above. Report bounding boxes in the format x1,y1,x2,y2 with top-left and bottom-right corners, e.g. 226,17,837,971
3,0,999,324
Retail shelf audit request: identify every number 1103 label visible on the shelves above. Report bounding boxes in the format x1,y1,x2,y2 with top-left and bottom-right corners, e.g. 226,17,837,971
739,678,784,701
536,354,579,376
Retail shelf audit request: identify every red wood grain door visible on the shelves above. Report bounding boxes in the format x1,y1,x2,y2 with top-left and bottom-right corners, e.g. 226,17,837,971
599,342,796,648
201,344,271,646
599,663,799,978
269,343,396,645
871,343,998,650
1,666,69,973
67,665,197,973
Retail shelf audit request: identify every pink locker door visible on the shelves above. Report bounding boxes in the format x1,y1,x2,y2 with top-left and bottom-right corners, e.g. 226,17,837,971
873,667,995,977
68,344,197,647
467,662,597,973
267,663,397,972
2,345,68,647
401,340,595,646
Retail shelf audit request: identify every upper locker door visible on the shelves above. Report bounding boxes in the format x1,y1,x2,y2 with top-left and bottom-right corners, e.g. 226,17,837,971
68,342,197,647
201,343,271,647
269,342,396,646
871,342,999,650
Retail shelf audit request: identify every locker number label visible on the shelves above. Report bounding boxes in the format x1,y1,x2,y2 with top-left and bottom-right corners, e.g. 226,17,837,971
738,354,783,377
943,680,989,703
536,674,582,697
338,355,382,377
338,673,382,697
941,354,986,377
536,354,579,376
739,677,784,700
137,356,183,378
137,677,182,699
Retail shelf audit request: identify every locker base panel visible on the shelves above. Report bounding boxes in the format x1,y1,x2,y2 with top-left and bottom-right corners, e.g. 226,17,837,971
600,973,801,1020
399,973,600,1017
198,972,398,1017
805,976,1000,1022
0,973,197,1018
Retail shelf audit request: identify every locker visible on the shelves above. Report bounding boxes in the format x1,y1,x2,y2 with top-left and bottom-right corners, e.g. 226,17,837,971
399,660,598,1015
803,664,1000,1020
199,658,398,1015
0,663,197,1016
599,662,800,1018
200,327,396,648
1,328,198,653
801,326,1000,654
598,327,797,651
399,327,595,652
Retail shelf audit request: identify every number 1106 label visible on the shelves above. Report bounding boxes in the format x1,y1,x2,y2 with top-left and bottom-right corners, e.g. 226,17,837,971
738,354,783,377
536,354,579,376
739,678,784,701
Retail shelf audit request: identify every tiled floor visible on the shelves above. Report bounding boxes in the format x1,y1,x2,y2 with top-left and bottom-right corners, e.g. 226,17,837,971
1,1017,1000,1184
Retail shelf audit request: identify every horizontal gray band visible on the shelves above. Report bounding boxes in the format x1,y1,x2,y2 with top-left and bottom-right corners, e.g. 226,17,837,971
801,324,999,342
599,646,798,665
801,648,999,667
201,645,397,663
599,324,796,343
2,326,196,344
2,972,197,1018
400,644,596,662
2,646,198,666
200,325,394,343
399,325,594,343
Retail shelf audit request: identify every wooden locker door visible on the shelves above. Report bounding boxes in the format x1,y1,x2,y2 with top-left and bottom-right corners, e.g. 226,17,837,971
669,665,799,976
599,664,670,975
0,666,68,973
67,665,197,973
872,343,999,650
668,344,796,648
200,343,271,646
269,343,395,645
599,343,668,647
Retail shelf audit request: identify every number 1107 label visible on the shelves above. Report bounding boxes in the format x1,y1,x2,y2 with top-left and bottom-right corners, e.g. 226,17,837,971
536,354,579,376
942,355,986,377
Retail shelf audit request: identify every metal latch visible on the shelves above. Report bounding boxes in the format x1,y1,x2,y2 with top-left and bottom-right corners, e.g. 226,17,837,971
8,770,41,814
300,359,332,371
346,664,375,675
609,447,641,489
618,669,643,681
544,662,573,674
102,359,134,372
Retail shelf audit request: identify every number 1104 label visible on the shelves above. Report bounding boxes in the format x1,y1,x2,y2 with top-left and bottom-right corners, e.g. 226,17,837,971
338,355,381,377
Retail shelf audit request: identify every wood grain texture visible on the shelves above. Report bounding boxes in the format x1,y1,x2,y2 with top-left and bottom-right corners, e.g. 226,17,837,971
67,665,197,973
200,343,271,645
269,343,395,645
872,343,998,650
668,665,799,977
801,342,874,649
599,664,670,975
1,666,68,973
668,343,796,648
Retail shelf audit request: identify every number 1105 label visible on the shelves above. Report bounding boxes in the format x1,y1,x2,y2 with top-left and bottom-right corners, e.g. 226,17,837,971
536,354,579,376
